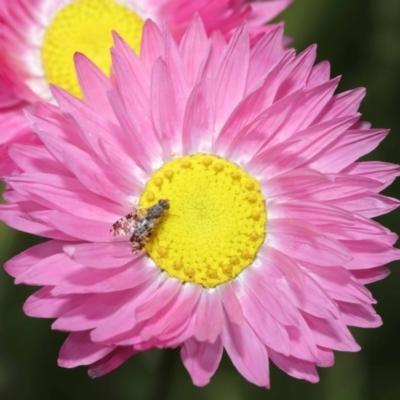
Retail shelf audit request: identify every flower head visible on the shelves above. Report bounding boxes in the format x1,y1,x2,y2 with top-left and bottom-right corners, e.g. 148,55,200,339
1,17,399,387
0,0,292,175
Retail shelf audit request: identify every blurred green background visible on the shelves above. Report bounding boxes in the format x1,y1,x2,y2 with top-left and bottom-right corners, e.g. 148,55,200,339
1,0,400,399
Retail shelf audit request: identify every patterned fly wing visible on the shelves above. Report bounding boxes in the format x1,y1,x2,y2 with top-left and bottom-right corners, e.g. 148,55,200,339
110,210,144,237
110,200,170,252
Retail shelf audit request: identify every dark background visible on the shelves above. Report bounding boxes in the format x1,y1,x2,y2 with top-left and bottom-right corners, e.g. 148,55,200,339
1,0,400,399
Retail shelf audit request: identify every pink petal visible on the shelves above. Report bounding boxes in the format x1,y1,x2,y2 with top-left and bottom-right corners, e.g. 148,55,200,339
218,283,244,326
315,347,335,367
181,338,223,387
306,264,374,305
161,25,190,111
306,61,331,89
0,203,76,241
58,331,114,368
258,246,306,288
302,313,361,352
52,289,140,332
63,242,135,269
110,33,160,171
221,316,270,388
179,15,209,87
23,106,85,150
268,350,319,383
246,27,284,93
15,253,85,286
351,266,390,284
238,278,290,355
50,85,132,164
135,277,182,322
343,161,400,188
312,128,389,173
140,19,163,69
89,276,167,342
107,89,156,173
44,211,115,242
343,239,400,270
6,172,125,222
286,273,341,319
140,285,201,342
51,259,157,295
293,116,359,170
274,45,318,100
23,286,91,318
267,218,352,266
4,240,65,278
330,193,400,218
249,0,293,22
214,24,249,130
338,301,382,328
150,58,184,157
239,259,300,326
97,138,147,194
262,168,331,198
269,200,354,228
74,53,116,123
314,88,366,123
88,346,136,378
182,44,216,154
194,289,224,343
245,138,303,179
8,143,73,176
285,318,320,362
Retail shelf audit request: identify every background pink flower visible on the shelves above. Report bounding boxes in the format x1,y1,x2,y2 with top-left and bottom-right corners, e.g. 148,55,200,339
1,17,398,388
0,75,31,176
0,0,292,176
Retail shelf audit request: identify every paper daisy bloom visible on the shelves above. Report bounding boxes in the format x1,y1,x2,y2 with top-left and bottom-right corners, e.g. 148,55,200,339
0,0,292,175
1,18,400,387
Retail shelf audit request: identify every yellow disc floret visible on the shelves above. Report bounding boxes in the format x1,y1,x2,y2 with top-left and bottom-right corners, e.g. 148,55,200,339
140,154,267,288
41,0,144,97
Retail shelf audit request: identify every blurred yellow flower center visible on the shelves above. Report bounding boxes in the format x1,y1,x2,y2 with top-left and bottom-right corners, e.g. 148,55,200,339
41,0,143,97
140,154,267,288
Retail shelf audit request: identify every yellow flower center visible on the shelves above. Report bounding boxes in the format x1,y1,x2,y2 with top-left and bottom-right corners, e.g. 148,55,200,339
41,0,144,97
140,154,267,288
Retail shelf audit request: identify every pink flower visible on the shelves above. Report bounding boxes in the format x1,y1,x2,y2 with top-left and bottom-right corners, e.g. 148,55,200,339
0,75,33,175
1,18,399,387
0,0,292,175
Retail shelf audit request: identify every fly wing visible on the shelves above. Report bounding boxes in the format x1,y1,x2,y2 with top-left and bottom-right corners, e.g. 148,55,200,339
110,211,140,237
